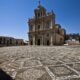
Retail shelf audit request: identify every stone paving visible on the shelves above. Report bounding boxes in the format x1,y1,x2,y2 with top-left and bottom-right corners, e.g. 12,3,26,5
0,46,80,80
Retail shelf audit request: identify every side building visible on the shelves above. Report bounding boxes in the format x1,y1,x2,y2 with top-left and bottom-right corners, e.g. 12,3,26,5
0,36,24,47
65,33,80,45
28,3,66,46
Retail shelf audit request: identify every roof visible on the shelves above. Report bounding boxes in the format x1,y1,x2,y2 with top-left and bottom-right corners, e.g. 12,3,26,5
35,2,46,11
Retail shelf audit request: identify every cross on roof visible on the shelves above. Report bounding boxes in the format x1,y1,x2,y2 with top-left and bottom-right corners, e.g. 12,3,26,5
39,0,41,5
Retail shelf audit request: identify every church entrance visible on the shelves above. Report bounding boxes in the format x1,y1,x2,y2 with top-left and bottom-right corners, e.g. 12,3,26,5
37,39,40,45
30,41,33,45
47,40,50,45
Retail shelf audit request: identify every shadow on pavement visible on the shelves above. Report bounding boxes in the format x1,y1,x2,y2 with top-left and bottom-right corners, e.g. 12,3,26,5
0,69,14,80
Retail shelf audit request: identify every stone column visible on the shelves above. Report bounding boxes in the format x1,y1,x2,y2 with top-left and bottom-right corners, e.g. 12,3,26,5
42,22,44,45
33,35,35,45
42,22,44,30
33,24,35,31
50,34,53,46
41,35,44,45
50,19,53,29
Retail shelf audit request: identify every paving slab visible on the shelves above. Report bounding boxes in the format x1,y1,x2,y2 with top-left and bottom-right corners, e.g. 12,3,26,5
41,59,62,66
49,65,77,77
23,59,41,67
0,46,80,80
68,63,80,72
15,67,51,80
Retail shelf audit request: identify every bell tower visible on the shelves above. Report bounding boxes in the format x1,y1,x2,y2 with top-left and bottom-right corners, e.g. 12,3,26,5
34,0,46,18
28,0,65,46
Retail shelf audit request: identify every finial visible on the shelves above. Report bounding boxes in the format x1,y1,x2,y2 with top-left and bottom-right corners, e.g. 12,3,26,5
39,0,41,5
51,10,53,13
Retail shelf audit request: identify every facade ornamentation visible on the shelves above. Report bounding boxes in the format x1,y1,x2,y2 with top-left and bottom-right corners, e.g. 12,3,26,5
28,2,66,45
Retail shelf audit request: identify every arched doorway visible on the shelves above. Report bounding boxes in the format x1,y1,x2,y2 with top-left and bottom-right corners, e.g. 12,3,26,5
47,40,50,45
37,39,40,45
30,41,33,45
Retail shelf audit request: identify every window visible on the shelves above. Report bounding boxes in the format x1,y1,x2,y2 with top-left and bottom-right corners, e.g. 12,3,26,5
3,38,5,44
10,39,12,44
38,13,40,17
30,25,33,31
0,38,2,41
47,34,49,37
21,42,23,45
0,38,1,44
46,21,50,28
41,12,42,17
16,41,18,45
38,25,40,30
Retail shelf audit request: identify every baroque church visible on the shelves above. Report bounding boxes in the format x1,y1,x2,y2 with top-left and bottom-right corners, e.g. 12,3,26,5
28,2,66,46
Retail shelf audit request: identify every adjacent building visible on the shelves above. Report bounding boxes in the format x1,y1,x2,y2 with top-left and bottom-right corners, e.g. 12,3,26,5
28,3,66,45
0,36,24,47
65,34,80,45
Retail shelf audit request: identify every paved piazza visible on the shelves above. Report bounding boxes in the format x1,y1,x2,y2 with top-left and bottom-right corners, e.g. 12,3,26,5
0,46,80,80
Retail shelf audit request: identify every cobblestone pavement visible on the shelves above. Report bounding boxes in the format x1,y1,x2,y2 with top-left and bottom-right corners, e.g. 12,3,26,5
0,46,80,80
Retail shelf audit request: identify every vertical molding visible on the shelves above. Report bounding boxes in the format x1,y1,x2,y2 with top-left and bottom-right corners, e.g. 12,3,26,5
50,33,53,46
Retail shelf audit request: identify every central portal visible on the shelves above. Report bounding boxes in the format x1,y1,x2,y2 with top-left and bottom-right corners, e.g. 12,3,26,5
47,40,50,45
37,39,40,45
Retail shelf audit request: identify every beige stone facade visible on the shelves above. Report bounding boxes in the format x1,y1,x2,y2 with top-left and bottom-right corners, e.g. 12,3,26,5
0,36,24,46
28,3,66,45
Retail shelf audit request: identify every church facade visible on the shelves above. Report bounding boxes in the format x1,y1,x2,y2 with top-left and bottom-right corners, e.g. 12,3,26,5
28,3,66,46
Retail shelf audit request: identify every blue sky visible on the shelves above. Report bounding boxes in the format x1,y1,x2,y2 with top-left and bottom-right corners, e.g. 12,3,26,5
0,0,80,40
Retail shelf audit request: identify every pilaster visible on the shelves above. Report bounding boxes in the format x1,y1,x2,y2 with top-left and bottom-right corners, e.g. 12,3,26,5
33,35,35,45
50,34,53,46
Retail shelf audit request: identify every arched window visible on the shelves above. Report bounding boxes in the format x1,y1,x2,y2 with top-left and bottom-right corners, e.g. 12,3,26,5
38,13,40,17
